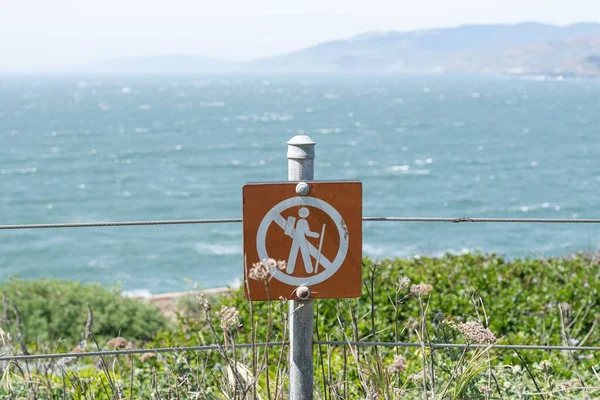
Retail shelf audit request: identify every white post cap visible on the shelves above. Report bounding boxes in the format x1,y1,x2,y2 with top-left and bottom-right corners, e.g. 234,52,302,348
287,135,316,160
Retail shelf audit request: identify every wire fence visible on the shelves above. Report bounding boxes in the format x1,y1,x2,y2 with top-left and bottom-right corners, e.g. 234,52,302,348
1,214,599,362
2,216,600,230
2,341,600,362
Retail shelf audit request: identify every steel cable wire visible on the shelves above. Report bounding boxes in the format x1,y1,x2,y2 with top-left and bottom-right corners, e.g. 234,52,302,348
2,216,600,230
2,341,600,361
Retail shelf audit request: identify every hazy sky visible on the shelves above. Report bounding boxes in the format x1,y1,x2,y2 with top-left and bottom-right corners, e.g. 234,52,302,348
1,0,599,70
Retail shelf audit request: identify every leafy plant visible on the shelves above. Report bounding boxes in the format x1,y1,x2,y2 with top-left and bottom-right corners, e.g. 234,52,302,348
0,279,167,345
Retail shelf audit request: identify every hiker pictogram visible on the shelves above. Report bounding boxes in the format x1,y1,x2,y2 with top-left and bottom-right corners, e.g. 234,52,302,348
256,196,348,286
285,207,325,274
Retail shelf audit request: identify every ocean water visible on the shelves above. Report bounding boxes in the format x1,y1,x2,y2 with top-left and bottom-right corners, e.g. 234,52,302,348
1,74,600,295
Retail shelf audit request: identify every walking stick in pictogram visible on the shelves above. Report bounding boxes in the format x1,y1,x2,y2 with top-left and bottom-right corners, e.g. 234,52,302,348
314,224,326,274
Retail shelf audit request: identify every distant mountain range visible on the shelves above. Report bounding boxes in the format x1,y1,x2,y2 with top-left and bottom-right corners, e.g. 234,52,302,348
82,22,600,77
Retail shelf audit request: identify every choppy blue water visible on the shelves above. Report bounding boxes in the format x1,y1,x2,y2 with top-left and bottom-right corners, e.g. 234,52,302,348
1,75,600,294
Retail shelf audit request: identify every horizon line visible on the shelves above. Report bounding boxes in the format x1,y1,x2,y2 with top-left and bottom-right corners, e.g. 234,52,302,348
1,20,599,73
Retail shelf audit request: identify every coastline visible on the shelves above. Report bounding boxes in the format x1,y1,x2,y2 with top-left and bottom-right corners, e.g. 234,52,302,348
132,287,231,317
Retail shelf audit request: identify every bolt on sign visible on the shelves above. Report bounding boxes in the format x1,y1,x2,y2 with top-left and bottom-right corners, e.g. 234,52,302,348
243,181,362,300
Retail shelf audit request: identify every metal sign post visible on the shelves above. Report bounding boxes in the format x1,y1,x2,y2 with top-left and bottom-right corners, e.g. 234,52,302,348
242,135,362,399
287,135,315,400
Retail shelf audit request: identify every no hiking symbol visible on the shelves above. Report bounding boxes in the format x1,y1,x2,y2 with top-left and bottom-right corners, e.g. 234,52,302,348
243,181,362,300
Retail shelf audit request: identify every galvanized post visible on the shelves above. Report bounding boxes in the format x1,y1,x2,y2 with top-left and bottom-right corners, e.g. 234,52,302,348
287,135,315,400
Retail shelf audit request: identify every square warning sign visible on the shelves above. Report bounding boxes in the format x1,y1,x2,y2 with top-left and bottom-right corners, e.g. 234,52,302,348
243,181,362,301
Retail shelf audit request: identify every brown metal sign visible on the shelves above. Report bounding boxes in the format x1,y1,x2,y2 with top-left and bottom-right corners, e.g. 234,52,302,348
243,181,362,300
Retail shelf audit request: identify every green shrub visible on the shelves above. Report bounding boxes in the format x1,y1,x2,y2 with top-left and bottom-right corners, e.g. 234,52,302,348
0,279,167,345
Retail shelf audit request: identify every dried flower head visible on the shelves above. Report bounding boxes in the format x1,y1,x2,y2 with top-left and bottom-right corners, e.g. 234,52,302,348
197,294,211,314
397,276,411,291
387,354,407,374
217,305,240,332
277,260,286,270
457,321,497,343
249,259,286,282
249,261,269,282
538,360,553,373
410,283,434,296
106,337,128,350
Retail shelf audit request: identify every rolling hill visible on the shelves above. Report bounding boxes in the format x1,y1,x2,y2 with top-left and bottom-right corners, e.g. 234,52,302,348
82,22,600,76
